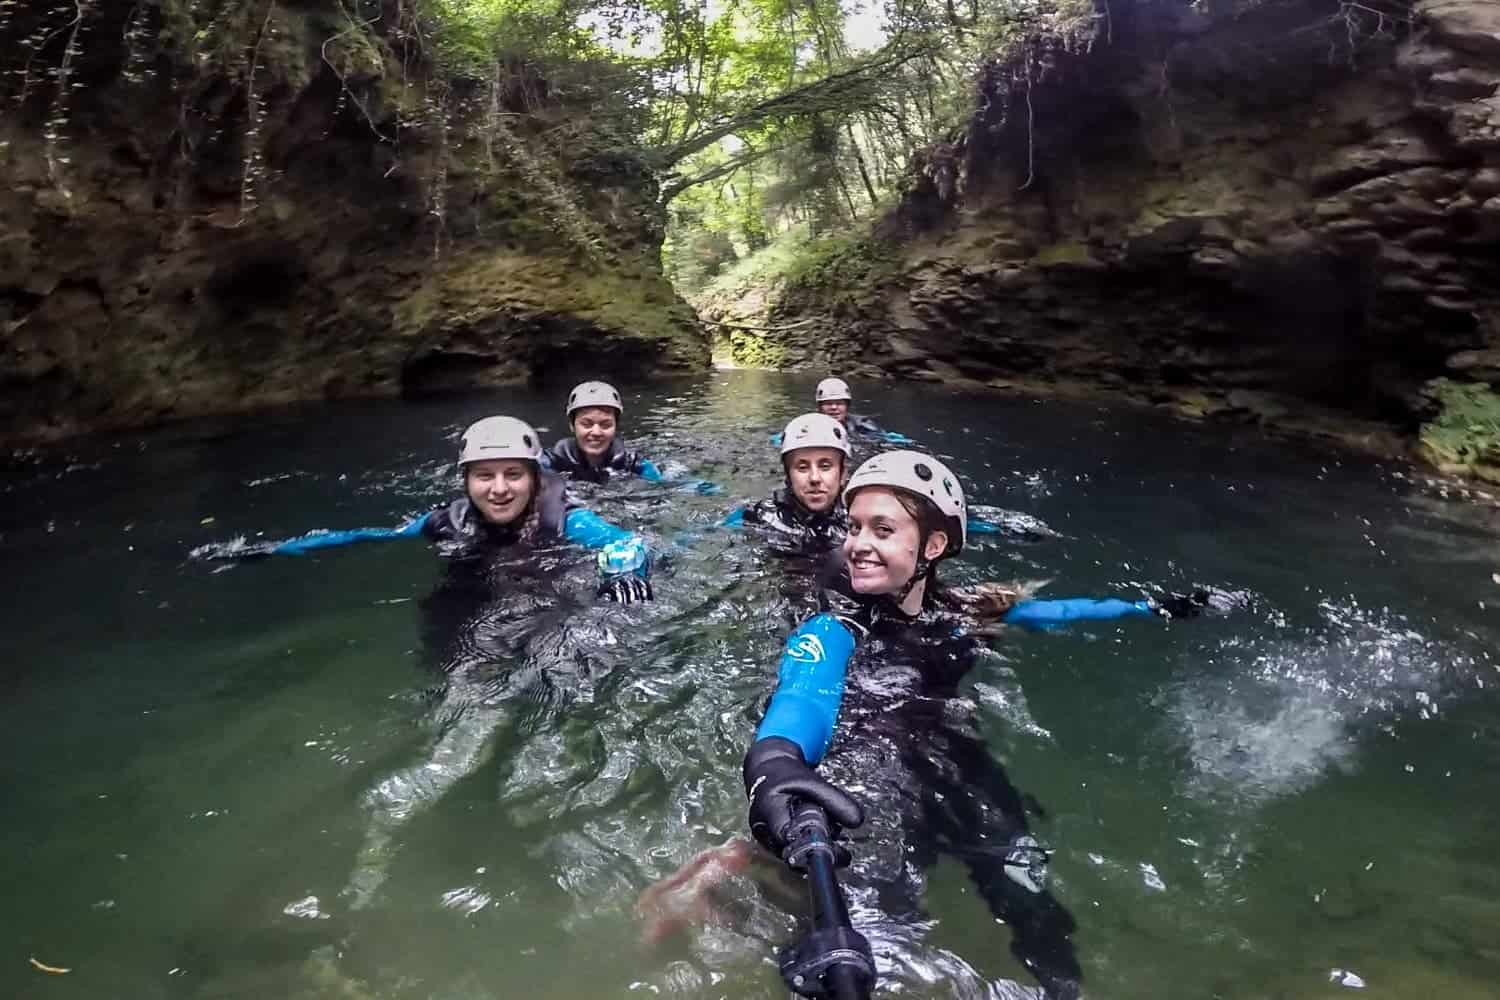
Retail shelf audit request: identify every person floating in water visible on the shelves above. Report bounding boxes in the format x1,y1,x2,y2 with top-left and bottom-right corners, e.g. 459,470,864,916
732,414,1063,562
541,380,719,493
644,451,1221,997
769,377,913,451
724,412,852,557
192,415,654,603
812,376,914,445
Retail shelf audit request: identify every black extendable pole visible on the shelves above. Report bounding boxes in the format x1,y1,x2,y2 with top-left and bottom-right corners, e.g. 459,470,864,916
780,801,874,1000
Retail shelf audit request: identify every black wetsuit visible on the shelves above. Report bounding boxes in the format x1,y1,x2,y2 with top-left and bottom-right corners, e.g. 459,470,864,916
421,472,574,556
542,437,652,484
765,569,1083,998
739,489,848,558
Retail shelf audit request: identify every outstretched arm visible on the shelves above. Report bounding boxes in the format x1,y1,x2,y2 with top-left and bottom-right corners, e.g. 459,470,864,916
637,457,721,495
191,513,431,560
1002,597,1156,630
563,508,654,603
756,614,859,765
743,614,864,856
1001,590,1216,630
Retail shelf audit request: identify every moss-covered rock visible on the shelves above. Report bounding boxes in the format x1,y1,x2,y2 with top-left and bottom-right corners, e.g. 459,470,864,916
1420,379,1500,483
0,0,706,442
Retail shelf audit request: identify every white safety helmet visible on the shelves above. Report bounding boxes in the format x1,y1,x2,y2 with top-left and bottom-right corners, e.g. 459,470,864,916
815,377,852,403
566,380,623,418
780,413,851,461
457,416,544,467
843,449,967,556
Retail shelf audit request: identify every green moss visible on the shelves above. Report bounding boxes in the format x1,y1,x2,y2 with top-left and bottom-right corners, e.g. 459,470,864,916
1419,378,1500,484
395,250,700,356
1035,241,1092,266
725,330,788,369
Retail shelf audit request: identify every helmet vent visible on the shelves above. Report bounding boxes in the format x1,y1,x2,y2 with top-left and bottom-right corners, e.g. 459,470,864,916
914,462,933,482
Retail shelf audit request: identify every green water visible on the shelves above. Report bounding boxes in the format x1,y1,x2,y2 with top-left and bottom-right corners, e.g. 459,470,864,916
3,372,1498,999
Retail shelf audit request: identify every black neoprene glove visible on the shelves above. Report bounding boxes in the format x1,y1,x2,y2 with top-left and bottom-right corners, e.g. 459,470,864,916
598,574,653,603
742,737,864,860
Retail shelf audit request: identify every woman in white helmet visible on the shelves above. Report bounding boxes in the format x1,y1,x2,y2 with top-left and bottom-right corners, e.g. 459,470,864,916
723,413,851,556
644,451,1221,996
195,415,653,604
543,380,720,493
540,381,662,485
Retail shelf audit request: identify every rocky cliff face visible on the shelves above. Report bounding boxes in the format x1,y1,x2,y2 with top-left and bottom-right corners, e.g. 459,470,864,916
740,0,1500,472
0,1,706,443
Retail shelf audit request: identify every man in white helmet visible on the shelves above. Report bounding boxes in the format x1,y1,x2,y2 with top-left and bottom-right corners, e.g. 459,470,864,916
196,414,654,604
723,413,852,556
812,376,914,445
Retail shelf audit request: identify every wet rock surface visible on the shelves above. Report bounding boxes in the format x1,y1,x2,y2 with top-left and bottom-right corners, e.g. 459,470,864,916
0,1,706,443
741,0,1500,469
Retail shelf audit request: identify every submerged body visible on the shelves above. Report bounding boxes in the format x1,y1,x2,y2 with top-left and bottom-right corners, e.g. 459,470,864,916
541,435,663,485
753,575,1083,996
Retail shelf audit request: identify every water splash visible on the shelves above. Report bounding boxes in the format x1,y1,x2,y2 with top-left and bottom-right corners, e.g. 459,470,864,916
1172,598,1483,803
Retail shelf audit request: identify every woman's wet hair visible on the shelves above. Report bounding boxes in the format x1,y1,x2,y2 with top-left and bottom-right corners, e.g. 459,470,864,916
890,488,949,545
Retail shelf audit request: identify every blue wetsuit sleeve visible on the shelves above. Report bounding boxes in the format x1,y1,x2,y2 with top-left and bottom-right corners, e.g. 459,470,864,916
563,508,632,549
638,459,665,483
270,513,431,555
565,508,652,579
880,429,915,445
755,614,858,765
720,506,746,528
1002,597,1155,630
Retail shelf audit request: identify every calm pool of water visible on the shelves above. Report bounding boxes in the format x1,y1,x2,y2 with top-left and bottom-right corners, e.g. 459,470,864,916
3,372,1498,999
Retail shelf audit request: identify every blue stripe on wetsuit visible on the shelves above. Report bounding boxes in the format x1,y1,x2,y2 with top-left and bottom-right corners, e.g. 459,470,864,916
1002,597,1154,630
755,614,857,765
271,513,430,554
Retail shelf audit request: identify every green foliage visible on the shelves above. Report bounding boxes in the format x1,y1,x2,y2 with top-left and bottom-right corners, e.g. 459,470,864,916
724,329,789,369
690,219,895,315
778,226,897,291
1420,378,1500,483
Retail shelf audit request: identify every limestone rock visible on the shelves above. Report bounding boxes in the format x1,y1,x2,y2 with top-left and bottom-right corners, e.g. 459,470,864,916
1420,0,1500,60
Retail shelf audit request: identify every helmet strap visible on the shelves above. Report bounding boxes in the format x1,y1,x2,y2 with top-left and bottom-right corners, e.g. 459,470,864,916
895,536,935,605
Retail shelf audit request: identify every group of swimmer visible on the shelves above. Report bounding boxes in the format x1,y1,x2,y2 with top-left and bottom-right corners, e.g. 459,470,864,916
208,376,1225,999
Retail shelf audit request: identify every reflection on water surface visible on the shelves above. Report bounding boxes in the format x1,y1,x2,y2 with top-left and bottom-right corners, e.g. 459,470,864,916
2,372,1498,999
